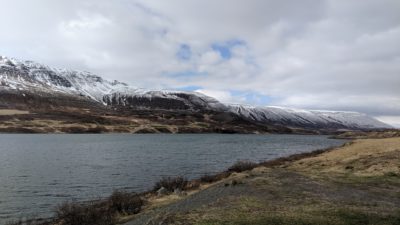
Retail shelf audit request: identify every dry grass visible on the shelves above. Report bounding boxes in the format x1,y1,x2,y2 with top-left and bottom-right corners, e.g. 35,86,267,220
289,137,400,176
0,109,30,115
124,137,400,225
334,130,400,139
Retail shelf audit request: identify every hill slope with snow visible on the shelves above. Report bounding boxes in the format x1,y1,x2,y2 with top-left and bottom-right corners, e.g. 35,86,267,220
0,56,392,131
228,105,391,130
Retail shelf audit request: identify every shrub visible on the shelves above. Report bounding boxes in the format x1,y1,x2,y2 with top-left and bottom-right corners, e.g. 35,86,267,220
153,176,188,192
109,191,144,214
200,174,218,183
56,201,116,225
186,179,201,190
200,172,230,183
228,161,258,173
55,190,145,225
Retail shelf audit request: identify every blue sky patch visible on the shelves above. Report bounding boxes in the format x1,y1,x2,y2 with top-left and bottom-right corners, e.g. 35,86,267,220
163,70,206,78
176,44,191,60
211,39,245,59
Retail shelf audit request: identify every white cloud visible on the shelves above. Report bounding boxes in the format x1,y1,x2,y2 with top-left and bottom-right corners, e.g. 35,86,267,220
195,89,245,105
61,12,112,31
0,0,399,126
199,51,222,66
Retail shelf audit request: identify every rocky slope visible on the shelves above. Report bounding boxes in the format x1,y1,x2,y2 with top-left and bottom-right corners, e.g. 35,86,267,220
0,56,392,133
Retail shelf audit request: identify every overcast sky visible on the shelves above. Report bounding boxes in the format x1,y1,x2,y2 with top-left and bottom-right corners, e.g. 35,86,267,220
0,0,399,126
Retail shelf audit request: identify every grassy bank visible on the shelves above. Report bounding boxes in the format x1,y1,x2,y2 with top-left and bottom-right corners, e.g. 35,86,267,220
123,137,400,225
332,130,400,139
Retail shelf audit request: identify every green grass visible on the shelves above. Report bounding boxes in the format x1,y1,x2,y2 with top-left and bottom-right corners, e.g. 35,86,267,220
315,171,400,187
194,210,400,225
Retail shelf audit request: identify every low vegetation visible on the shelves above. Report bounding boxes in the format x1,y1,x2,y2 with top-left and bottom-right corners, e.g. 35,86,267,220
0,106,277,134
56,191,144,225
56,201,115,225
108,191,144,214
227,160,258,173
6,190,145,225
333,129,400,139
200,172,230,183
153,176,189,192
124,137,400,225
193,209,400,225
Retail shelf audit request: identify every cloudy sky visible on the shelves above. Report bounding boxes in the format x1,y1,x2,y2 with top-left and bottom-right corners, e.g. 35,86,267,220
0,0,399,126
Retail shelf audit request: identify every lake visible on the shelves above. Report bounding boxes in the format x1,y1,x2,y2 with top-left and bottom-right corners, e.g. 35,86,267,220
0,134,346,222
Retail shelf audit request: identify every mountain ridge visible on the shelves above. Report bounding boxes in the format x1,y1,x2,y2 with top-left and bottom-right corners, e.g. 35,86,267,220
0,56,392,133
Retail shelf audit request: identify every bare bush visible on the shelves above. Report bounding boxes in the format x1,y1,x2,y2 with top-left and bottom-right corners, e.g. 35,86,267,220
200,171,230,183
56,201,115,225
109,191,144,214
153,176,188,192
228,160,258,173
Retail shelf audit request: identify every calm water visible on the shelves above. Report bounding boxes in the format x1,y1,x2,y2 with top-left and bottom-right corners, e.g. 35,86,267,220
0,134,346,222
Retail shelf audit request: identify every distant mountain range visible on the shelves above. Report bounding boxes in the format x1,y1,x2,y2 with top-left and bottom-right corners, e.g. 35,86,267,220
0,56,391,134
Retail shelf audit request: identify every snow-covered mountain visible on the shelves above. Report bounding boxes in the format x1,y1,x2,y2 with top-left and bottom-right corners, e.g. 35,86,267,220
0,56,392,130
0,56,226,111
229,105,391,130
0,56,126,100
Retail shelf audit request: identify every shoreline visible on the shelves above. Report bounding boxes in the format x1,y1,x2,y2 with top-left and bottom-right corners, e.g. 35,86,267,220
123,137,400,225
6,140,349,225
7,134,400,225
0,129,320,135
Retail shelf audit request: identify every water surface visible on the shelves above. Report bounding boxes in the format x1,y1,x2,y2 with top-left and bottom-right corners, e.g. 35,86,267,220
0,134,346,222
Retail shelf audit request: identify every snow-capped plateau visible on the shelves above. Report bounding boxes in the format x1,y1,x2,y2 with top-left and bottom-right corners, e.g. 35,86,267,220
229,105,391,130
0,56,392,130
